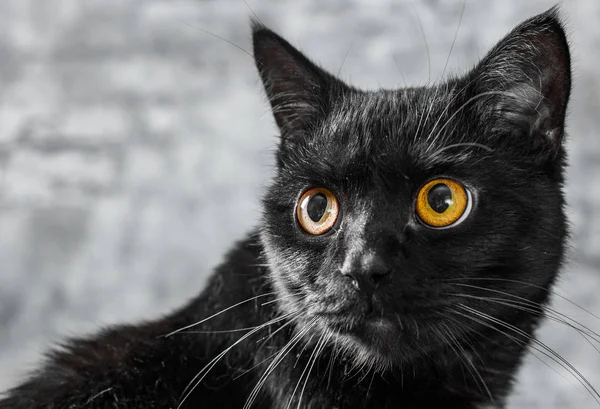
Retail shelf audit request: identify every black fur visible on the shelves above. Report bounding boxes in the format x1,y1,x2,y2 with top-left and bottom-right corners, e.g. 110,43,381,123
1,8,571,409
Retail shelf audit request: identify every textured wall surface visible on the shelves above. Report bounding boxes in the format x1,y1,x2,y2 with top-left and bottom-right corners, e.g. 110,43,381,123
0,1,599,408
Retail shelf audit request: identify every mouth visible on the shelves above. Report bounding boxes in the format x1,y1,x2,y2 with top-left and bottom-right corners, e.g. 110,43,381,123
296,293,443,365
361,316,402,348
307,305,449,367
311,309,405,356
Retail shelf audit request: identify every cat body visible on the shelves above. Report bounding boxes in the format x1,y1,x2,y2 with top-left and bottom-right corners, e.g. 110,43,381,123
1,8,572,409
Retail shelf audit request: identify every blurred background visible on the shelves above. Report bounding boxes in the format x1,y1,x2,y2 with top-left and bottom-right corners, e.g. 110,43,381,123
0,0,599,407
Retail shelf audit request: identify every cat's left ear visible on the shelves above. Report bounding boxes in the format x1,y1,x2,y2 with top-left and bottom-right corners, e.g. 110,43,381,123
252,22,347,142
471,7,571,152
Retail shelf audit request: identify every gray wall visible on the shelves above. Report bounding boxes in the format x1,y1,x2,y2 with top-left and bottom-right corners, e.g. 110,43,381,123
0,1,599,407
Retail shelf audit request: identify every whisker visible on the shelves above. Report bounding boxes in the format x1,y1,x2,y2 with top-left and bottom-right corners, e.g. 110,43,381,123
233,313,303,381
439,0,466,80
326,335,340,391
364,369,377,406
177,311,293,408
438,312,499,363
177,19,255,61
448,292,600,347
244,317,318,409
180,327,270,334
285,332,319,409
445,282,600,342
337,44,354,77
164,292,277,338
421,70,496,156
295,332,329,409
411,3,431,84
356,358,375,386
439,321,493,401
392,56,408,88
428,142,493,157
443,277,600,321
445,307,578,390
426,90,509,149
456,304,600,404
261,291,303,306
241,0,264,27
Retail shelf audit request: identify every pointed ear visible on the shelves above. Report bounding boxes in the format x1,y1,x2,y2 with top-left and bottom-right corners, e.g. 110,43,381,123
252,22,345,140
471,7,571,152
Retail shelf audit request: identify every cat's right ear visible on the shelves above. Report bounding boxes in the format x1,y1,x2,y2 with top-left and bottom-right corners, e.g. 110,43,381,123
252,22,344,142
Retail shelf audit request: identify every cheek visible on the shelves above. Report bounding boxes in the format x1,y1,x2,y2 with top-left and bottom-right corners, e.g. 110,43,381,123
406,196,524,276
261,230,337,297
292,251,354,313
261,210,358,311
269,247,311,286
303,272,357,316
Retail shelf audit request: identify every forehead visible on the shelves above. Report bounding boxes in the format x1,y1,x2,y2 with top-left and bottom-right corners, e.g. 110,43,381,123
305,85,471,180
321,88,444,141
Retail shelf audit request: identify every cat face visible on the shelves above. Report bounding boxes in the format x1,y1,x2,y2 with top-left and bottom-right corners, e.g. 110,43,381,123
255,8,571,369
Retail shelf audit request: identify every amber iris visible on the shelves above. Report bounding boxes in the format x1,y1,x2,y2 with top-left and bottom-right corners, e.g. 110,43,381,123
297,187,339,235
416,178,469,228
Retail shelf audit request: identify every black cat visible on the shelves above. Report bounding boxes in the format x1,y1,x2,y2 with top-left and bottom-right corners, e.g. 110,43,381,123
1,7,577,409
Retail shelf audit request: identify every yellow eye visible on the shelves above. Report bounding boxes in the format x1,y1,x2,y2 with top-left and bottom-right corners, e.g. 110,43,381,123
297,187,340,235
416,178,472,228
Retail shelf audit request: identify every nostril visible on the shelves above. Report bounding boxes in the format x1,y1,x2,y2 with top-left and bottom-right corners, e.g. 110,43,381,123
369,268,391,285
340,267,390,292
340,268,360,290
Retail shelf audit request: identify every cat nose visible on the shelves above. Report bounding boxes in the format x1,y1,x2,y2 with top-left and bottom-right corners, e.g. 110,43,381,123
340,253,391,292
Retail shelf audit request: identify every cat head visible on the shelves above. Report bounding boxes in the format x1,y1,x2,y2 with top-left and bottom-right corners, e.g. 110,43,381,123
254,8,571,370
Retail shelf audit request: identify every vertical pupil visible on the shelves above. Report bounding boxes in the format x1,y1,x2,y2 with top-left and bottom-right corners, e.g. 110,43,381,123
307,193,328,222
427,184,453,213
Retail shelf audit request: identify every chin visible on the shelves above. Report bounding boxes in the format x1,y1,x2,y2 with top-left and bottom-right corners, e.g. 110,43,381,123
312,314,416,372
